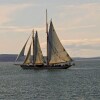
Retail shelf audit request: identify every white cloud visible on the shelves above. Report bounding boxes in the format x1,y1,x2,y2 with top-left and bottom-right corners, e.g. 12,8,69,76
61,38,100,48
56,25,96,31
0,3,32,25
57,3,100,30
0,25,45,33
32,38,100,57
60,38,100,57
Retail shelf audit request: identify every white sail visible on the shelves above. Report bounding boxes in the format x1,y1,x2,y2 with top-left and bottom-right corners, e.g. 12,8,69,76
15,35,31,62
34,31,44,65
48,21,72,64
23,42,32,64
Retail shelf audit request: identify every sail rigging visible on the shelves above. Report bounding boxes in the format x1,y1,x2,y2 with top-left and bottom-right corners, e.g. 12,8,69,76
34,31,44,65
48,21,72,64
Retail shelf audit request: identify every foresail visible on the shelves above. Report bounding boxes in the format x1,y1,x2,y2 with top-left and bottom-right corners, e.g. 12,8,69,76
15,35,31,62
23,42,32,64
48,21,72,64
34,31,44,65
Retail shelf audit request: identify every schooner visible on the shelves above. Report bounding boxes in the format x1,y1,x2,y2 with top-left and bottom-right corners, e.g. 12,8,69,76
15,10,74,69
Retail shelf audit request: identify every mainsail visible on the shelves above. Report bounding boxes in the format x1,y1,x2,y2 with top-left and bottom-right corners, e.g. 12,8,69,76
34,31,44,65
15,35,31,62
48,21,72,64
23,42,32,64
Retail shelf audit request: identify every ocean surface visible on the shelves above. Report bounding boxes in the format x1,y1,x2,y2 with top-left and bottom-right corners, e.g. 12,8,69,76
0,59,100,100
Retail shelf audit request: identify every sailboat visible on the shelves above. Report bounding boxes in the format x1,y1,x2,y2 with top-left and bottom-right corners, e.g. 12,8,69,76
15,10,74,69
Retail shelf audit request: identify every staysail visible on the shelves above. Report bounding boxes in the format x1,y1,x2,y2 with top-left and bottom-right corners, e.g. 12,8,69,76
48,21,72,64
15,35,31,62
34,31,44,65
23,42,32,64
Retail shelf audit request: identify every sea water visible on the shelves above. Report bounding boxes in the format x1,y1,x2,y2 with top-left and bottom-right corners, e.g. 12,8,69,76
0,59,100,100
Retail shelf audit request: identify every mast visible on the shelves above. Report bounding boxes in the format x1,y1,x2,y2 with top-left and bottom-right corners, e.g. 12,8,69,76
32,29,34,65
46,9,49,66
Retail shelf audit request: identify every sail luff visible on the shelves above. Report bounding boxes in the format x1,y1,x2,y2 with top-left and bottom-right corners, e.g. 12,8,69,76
23,42,32,64
48,21,72,64
15,35,31,62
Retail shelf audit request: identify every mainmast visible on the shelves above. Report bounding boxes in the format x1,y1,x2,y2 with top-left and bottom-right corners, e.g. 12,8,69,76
46,9,49,66
32,29,34,65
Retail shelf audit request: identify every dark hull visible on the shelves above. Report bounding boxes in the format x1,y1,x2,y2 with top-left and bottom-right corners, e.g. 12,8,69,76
20,64,72,69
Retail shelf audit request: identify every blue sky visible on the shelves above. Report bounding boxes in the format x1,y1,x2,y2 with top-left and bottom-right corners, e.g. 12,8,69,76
0,0,100,57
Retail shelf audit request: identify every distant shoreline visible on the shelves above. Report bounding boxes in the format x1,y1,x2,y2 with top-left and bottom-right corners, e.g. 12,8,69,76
0,54,100,62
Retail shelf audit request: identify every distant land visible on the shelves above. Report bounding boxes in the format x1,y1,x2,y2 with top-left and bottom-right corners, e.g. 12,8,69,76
0,54,17,62
0,54,100,62
73,57,100,61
